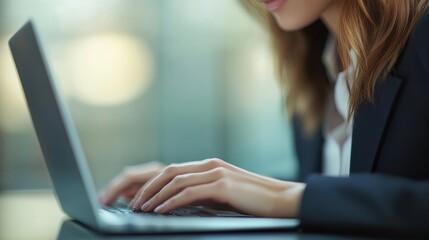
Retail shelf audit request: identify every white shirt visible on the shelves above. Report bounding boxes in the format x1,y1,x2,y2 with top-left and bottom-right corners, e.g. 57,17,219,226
321,37,355,177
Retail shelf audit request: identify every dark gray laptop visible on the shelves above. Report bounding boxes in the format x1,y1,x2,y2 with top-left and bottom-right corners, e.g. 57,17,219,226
9,21,299,233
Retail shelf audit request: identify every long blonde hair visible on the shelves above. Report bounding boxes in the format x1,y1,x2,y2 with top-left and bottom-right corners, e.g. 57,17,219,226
241,0,429,134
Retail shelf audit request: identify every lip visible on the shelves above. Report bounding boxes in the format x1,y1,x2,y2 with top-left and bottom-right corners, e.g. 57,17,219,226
259,0,287,12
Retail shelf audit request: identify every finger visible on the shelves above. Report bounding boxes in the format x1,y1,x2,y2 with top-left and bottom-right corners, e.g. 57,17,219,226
100,169,154,205
101,163,163,205
141,167,227,211
128,187,145,208
101,179,136,205
132,159,223,209
153,180,230,214
128,171,162,209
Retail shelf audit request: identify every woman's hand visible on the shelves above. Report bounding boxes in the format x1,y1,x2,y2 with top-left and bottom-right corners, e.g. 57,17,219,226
99,161,165,206
130,158,306,218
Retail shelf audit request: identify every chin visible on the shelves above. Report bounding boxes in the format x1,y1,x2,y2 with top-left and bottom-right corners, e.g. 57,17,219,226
275,17,314,32
273,14,317,31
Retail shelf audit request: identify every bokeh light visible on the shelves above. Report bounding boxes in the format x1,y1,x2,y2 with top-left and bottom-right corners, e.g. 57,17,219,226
65,33,154,106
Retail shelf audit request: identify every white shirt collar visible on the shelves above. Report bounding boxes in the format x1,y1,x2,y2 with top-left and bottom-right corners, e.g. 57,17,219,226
322,36,357,121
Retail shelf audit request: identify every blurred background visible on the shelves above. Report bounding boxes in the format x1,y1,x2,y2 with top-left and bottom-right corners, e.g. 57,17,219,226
0,0,297,191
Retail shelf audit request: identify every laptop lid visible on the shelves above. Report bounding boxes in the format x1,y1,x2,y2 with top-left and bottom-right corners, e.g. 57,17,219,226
9,21,100,229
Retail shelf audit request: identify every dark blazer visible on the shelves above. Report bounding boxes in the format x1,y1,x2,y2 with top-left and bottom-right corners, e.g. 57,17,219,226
295,9,429,236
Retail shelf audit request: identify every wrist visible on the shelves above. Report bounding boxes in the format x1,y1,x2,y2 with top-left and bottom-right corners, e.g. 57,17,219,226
287,183,306,218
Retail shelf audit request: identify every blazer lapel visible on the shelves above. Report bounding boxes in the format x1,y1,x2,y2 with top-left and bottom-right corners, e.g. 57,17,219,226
350,74,403,173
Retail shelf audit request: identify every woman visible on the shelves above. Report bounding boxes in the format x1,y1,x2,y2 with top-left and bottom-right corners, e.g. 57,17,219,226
100,0,429,234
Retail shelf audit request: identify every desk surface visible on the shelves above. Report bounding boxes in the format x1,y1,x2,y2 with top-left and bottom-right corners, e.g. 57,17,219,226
0,190,381,240
0,190,65,240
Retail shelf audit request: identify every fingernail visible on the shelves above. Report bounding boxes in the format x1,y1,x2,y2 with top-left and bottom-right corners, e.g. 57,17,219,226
128,199,135,208
141,200,151,211
154,204,165,213
132,197,142,209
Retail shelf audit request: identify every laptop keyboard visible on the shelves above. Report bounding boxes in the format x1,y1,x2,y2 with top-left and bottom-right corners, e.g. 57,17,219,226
103,202,218,217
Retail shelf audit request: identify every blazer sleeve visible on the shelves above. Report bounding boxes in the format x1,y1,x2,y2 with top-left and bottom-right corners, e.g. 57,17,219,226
299,174,429,237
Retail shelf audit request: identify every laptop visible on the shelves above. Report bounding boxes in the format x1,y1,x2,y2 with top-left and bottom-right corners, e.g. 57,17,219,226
9,21,299,233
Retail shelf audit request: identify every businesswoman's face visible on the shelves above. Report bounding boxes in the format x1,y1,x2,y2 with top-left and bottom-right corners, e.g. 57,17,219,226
260,0,336,30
